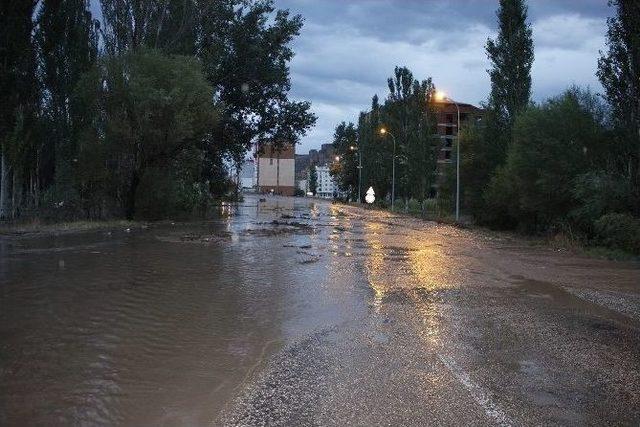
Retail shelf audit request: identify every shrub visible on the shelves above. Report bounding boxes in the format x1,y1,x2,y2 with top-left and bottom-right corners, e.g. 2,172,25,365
407,199,422,214
593,213,640,254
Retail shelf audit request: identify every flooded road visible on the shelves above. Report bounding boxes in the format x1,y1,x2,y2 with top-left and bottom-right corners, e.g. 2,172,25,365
1,195,639,425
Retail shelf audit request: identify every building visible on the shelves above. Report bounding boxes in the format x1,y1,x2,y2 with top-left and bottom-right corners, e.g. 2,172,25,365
256,143,295,196
314,165,337,198
308,143,334,166
232,159,256,190
433,101,483,196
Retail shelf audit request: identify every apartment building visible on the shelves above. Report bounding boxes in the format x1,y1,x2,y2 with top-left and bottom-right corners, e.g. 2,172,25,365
256,143,295,196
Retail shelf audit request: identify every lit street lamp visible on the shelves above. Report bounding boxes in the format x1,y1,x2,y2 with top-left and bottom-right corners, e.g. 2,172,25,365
435,91,461,222
379,127,397,211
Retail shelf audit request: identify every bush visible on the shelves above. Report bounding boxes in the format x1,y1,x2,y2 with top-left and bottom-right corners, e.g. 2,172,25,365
407,198,422,214
134,167,207,220
593,213,640,254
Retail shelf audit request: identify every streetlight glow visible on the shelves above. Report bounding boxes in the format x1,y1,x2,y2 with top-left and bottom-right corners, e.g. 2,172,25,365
435,90,447,102
379,128,387,135
335,156,340,162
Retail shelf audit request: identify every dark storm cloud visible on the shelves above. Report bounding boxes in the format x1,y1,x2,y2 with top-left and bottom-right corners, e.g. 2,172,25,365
275,0,612,152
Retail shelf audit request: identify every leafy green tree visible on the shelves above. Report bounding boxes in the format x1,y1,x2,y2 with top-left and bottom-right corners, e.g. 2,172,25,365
597,0,640,215
197,0,316,185
75,49,217,219
462,0,534,219
99,0,199,55
484,89,609,231
382,66,436,203
99,0,316,196
331,122,358,199
359,95,390,201
37,0,99,210
308,164,317,196
0,1,39,219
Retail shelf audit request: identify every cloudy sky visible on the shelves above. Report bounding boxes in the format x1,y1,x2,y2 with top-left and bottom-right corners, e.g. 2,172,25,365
274,0,612,153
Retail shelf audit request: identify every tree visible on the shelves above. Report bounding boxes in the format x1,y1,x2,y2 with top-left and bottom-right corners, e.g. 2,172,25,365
197,0,316,185
99,0,316,197
462,0,534,219
382,66,436,203
0,1,39,219
74,49,217,219
331,122,358,199
484,89,609,231
99,0,199,56
37,0,99,212
486,0,534,130
597,0,640,215
308,164,317,196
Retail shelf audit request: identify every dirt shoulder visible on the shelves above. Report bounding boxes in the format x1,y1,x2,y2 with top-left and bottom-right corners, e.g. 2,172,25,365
0,219,148,238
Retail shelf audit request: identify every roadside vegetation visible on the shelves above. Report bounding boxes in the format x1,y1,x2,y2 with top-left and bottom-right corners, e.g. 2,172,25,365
0,0,316,222
330,0,640,257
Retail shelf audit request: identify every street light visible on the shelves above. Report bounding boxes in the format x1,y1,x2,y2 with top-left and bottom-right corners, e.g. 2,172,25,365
379,127,397,212
434,91,461,222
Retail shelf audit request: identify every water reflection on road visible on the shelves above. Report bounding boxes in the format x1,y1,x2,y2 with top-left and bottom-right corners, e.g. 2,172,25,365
1,194,639,426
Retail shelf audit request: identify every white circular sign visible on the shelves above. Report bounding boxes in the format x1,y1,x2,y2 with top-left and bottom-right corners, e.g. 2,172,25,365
365,187,375,204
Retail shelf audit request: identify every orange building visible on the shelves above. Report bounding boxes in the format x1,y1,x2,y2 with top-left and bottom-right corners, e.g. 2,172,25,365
432,101,483,195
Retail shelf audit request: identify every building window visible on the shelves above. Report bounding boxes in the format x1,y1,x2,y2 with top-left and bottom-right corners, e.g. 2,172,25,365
446,114,453,123
444,151,451,160
445,138,453,147
445,126,453,136
269,158,273,165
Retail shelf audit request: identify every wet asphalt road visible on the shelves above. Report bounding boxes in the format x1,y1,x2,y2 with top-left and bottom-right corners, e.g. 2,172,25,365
219,196,640,426
1,194,639,426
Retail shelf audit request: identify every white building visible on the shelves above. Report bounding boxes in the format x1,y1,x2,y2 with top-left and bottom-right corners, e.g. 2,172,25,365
314,165,337,198
233,159,256,189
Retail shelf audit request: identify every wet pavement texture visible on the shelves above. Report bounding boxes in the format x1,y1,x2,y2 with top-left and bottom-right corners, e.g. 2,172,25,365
1,195,639,426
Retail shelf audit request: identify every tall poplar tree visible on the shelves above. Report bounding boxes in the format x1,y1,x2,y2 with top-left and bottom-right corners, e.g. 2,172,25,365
486,0,534,129
597,0,640,214
462,0,534,220
37,0,98,205
0,1,38,218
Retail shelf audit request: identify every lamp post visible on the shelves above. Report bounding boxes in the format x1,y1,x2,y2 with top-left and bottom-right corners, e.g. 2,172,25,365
379,127,396,211
350,145,363,203
435,91,461,222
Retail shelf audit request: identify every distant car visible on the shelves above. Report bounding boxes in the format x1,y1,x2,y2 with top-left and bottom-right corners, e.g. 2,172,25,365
306,192,313,196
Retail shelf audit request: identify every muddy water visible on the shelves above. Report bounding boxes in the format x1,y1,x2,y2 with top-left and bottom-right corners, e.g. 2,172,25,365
0,196,370,426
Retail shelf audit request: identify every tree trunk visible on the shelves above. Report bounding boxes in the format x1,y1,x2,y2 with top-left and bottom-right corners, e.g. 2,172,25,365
12,169,21,219
0,152,10,219
126,171,140,219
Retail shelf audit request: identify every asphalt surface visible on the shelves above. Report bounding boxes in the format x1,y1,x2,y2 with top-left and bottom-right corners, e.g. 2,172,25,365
219,196,640,426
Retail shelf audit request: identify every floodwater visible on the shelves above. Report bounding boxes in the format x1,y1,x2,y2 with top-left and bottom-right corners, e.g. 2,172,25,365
1,195,639,426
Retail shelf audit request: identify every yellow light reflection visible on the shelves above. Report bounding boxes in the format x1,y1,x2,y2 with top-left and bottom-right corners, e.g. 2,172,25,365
363,218,460,345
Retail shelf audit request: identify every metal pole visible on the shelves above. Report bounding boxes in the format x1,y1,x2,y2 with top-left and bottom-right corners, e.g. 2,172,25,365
455,101,460,222
391,132,396,212
357,149,362,203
